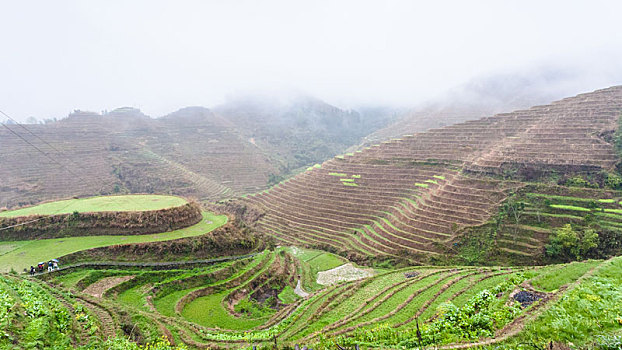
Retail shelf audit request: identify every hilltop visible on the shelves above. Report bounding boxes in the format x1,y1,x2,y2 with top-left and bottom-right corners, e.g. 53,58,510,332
0,97,393,209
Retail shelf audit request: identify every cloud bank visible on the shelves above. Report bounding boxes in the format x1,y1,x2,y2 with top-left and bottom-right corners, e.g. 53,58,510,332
1,0,622,121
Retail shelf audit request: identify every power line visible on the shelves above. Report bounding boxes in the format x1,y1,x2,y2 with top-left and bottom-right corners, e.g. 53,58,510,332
0,111,147,231
0,122,107,193
0,110,121,190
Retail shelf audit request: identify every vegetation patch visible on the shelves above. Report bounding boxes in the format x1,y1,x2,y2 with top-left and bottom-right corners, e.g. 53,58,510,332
530,260,600,292
0,195,187,217
0,211,227,273
513,257,622,348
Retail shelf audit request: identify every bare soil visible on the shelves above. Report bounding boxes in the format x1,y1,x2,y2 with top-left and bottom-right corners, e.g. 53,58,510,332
82,275,135,298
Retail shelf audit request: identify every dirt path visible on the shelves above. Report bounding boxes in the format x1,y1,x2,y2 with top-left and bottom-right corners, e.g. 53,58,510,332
83,275,134,298
294,279,309,298
78,297,116,339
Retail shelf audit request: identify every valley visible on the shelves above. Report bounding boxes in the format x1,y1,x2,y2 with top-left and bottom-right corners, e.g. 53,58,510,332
1,86,622,349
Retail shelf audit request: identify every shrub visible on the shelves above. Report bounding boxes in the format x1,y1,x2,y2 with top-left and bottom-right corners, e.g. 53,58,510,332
104,335,187,349
596,335,622,350
604,173,622,190
565,176,598,189
545,224,599,261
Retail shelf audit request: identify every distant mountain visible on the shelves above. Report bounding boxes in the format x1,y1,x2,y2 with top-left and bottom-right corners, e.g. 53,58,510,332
213,95,397,175
240,86,622,264
0,97,394,208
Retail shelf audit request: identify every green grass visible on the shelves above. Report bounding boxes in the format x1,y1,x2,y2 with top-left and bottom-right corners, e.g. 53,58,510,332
0,211,227,273
530,260,600,292
152,253,269,317
52,269,92,289
307,164,323,171
525,193,600,203
525,211,583,220
182,291,269,330
549,204,591,212
154,289,191,317
520,257,622,347
343,182,359,187
594,212,622,220
598,199,616,203
424,179,438,185
604,208,622,214
306,253,345,272
415,183,429,188
278,285,299,304
288,247,345,292
351,175,361,178
0,194,188,217
117,285,150,311
340,178,355,182
288,247,344,272
433,175,445,180
8,247,618,347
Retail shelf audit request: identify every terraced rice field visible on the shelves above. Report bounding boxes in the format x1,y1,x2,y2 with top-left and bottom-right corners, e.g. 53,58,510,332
244,86,622,258
494,186,622,258
29,249,616,349
0,211,227,273
0,194,188,217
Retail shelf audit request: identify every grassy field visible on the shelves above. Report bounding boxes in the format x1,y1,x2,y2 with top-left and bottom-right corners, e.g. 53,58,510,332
288,247,345,271
0,211,226,272
0,194,188,217
287,246,348,292
530,260,601,292
182,291,269,330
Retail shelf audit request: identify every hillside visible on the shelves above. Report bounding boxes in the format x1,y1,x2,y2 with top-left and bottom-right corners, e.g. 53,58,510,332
364,67,591,144
2,86,622,349
0,195,227,273
0,98,392,209
240,86,622,263
3,250,619,349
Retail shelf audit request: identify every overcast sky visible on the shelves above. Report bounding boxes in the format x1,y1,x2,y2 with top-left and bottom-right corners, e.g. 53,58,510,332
2,0,622,121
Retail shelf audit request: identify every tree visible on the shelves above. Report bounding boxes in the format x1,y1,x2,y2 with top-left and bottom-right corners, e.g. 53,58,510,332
503,197,525,235
546,224,599,261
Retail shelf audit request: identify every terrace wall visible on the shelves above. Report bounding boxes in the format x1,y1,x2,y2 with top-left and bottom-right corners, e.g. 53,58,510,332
57,220,263,264
0,202,202,240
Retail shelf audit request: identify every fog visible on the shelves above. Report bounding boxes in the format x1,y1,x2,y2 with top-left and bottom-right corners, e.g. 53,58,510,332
2,0,622,121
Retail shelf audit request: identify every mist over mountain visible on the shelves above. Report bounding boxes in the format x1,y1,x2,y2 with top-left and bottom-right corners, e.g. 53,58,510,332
0,95,397,208
364,62,622,143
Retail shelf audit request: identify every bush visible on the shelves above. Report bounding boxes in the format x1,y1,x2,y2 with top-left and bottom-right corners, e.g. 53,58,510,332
565,176,598,189
596,334,622,350
604,173,622,190
545,224,599,262
104,335,187,349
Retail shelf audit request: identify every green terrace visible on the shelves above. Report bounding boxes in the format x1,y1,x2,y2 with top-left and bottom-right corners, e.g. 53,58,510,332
27,252,621,349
